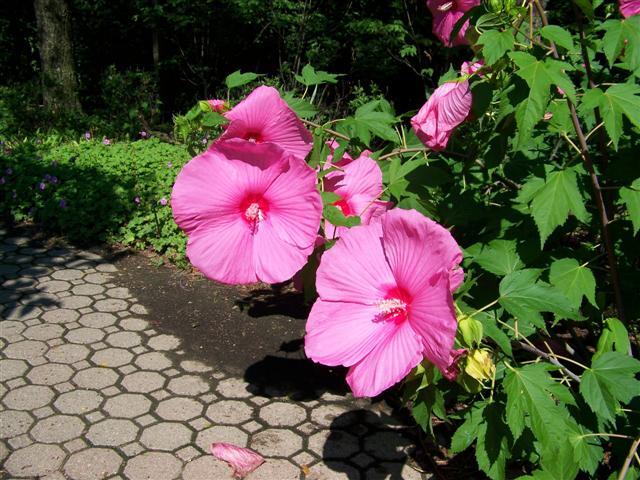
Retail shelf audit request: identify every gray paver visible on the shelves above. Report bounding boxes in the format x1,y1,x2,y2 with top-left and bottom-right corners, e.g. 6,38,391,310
0,410,34,438
4,443,66,477
27,363,74,385
156,397,203,421
87,419,138,447
124,452,183,480
139,422,192,451
55,390,103,414
31,415,85,443
3,385,54,410
64,447,123,480
104,394,151,418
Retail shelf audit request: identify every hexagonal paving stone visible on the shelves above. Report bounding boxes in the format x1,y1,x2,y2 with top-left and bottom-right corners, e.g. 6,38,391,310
84,273,111,284
72,284,104,296
0,320,25,337
105,287,132,298
3,339,48,360
91,347,133,368
0,410,34,438
27,363,74,385
55,390,103,414
3,385,54,410
4,443,66,477
2,304,42,321
365,462,425,479
260,402,307,427
124,452,183,480
140,422,193,451
120,317,149,331
249,459,300,480
147,334,180,351
23,323,64,341
94,299,129,312
65,327,105,344
73,367,119,390
310,404,354,428
134,352,172,371
104,393,151,418
122,371,165,393
31,414,85,443
42,308,80,324
87,419,138,447
167,374,209,396
156,397,203,421
58,295,93,309
216,377,252,398
105,331,141,348
51,269,84,281
0,359,28,381
79,312,117,329
46,344,90,364
64,447,123,480
308,430,359,459
196,426,247,452
206,400,253,425
39,280,71,293
306,461,360,480
363,431,411,461
251,429,303,457
182,456,233,480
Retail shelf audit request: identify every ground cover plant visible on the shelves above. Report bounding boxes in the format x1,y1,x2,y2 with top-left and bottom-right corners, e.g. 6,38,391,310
170,1,640,478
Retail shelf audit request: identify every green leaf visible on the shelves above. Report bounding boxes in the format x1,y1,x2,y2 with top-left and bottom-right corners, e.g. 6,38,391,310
529,168,589,246
541,25,575,51
602,17,640,72
590,84,640,148
475,402,511,480
544,59,577,104
451,401,487,453
320,191,341,204
620,178,640,234
539,439,580,480
566,422,604,475
499,269,580,328
477,312,513,357
472,239,524,276
225,70,261,89
595,318,631,360
294,64,342,86
549,258,597,308
323,205,361,228
478,30,515,65
281,92,317,119
504,363,573,444
580,351,640,424
200,111,228,127
572,0,594,19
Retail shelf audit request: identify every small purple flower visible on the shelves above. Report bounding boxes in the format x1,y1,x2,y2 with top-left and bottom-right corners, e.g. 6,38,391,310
84,131,91,140
134,196,141,205
38,182,46,191
59,199,68,208
50,176,58,184
159,197,168,206
139,131,148,138
103,138,111,146
167,161,173,168
5,168,12,175
44,174,52,181
202,138,208,145
0,177,5,185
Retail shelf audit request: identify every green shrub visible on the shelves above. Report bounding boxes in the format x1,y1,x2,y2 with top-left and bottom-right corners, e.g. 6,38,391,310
0,137,189,263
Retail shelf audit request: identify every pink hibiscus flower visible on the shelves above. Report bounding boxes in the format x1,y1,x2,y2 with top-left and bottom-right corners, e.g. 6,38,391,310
208,99,228,113
211,443,264,478
411,78,472,151
171,139,322,285
325,140,355,168
323,152,391,239
305,208,463,397
218,86,313,161
427,0,481,47
619,0,640,17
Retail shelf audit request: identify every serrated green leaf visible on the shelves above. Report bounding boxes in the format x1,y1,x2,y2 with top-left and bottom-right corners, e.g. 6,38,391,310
451,401,487,453
499,269,581,328
530,169,589,246
225,70,261,89
294,64,342,86
600,83,640,148
620,178,640,233
580,351,640,424
323,205,361,228
541,25,576,51
320,191,341,204
544,59,577,104
475,402,511,480
566,422,604,475
477,313,513,357
504,363,572,444
540,439,580,480
472,239,524,276
281,92,317,119
200,111,228,127
595,318,631,360
573,0,594,19
602,17,640,72
478,30,515,65
549,258,597,308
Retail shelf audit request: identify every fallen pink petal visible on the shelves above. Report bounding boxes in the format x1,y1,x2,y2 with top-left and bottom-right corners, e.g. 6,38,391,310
211,443,265,478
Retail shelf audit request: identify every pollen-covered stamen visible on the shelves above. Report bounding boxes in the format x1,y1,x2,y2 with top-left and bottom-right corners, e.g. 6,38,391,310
438,0,454,11
375,298,409,323
245,202,265,233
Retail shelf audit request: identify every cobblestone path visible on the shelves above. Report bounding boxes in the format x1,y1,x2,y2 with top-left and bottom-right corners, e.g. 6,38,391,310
0,230,428,480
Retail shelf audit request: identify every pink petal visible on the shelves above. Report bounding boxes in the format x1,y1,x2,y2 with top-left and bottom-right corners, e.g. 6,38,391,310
325,139,354,167
408,271,458,372
619,0,640,16
220,86,312,160
305,299,393,367
346,321,424,397
211,443,265,478
330,155,383,201
315,222,395,305
443,348,468,381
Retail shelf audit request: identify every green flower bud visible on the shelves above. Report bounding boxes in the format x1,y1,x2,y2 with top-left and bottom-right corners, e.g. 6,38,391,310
465,349,496,383
458,315,484,347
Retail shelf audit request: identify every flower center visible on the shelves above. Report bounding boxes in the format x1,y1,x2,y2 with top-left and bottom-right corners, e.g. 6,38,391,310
241,196,268,234
437,0,454,11
374,287,412,324
333,198,353,216
244,130,263,143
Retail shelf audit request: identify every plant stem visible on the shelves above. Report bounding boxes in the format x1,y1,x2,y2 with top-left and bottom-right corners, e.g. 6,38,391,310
516,341,582,383
580,433,634,440
619,437,640,480
378,147,428,160
301,119,350,141
533,0,626,324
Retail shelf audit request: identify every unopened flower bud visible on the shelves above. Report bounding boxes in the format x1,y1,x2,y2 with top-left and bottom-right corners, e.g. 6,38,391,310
465,349,495,382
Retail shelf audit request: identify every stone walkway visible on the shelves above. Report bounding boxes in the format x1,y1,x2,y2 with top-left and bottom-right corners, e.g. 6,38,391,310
0,229,429,480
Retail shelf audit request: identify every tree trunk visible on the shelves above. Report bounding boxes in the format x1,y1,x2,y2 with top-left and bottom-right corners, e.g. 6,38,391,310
33,0,82,114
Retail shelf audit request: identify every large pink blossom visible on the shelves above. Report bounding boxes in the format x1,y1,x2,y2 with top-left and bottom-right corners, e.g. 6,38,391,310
211,443,264,478
172,139,322,285
427,0,481,47
305,208,463,397
619,0,640,17
323,152,391,239
411,78,472,151
218,86,313,161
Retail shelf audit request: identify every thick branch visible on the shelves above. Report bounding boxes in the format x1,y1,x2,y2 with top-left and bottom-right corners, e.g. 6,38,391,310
533,0,626,324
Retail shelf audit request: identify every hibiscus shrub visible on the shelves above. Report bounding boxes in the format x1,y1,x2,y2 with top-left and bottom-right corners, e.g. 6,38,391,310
171,2,639,478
